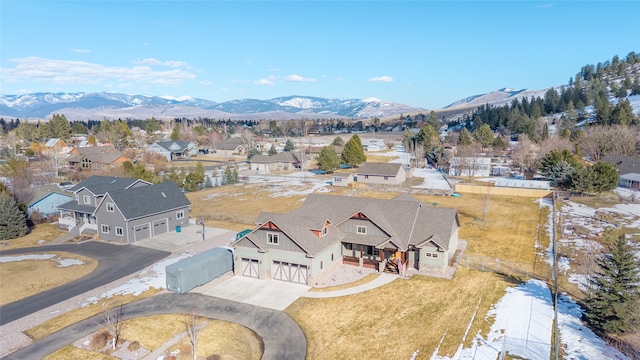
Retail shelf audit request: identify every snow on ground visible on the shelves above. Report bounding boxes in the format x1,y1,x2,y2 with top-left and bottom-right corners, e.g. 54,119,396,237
433,279,554,360
81,252,193,306
557,295,629,360
0,253,86,267
411,168,452,191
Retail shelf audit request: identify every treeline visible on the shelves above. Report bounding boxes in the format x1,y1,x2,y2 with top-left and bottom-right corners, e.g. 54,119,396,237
456,51,640,140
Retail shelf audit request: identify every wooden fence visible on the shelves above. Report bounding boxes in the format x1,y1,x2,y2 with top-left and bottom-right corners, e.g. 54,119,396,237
455,184,552,198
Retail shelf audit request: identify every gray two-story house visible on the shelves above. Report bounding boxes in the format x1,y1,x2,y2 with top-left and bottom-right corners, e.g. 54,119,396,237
58,176,190,243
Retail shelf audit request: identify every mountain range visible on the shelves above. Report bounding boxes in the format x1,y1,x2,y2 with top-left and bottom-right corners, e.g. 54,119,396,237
0,88,552,121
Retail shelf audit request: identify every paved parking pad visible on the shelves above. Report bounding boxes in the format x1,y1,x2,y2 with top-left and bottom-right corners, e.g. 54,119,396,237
134,225,235,252
201,276,310,311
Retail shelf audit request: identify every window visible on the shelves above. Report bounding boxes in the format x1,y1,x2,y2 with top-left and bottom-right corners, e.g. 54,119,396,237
322,226,327,236
433,253,438,258
426,253,432,257
384,176,389,180
106,203,115,212
115,227,123,236
176,210,184,220
356,225,367,234
365,246,379,256
83,195,91,204
101,224,110,234
267,233,279,244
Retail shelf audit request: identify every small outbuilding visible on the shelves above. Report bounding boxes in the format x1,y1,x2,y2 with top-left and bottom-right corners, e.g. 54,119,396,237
166,247,234,293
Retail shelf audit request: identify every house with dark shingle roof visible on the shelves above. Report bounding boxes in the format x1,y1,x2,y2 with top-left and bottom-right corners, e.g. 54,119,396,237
147,140,196,161
356,162,410,185
232,193,460,285
601,154,640,176
57,176,190,242
249,152,302,173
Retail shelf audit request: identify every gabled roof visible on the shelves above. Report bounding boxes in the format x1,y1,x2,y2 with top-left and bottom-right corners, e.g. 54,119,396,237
217,138,246,150
45,138,64,148
26,185,71,207
601,154,640,175
101,181,191,220
153,140,194,152
68,176,148,195
243,193,459,255
68,145,128,165
250,152,301,164
357,162,405,177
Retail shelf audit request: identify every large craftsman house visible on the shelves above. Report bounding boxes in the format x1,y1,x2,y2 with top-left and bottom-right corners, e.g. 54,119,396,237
66,145,130,171
58,176,191,243
232,193,460,285
147,140,197,161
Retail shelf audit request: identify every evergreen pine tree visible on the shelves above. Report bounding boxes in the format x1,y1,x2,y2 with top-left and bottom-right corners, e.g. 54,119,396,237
457,128,473,146
316,145,341,173
342,134,366,166
268,144,277,155
591,161,620,195
0,193,28,240
284,139,295,152
473,124,494,150
584,233,640,335
247,148,261,161
232,167,239,184
332,136,344,146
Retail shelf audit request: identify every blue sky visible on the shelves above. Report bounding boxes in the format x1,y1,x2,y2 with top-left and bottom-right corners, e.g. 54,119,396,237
1,1,638,109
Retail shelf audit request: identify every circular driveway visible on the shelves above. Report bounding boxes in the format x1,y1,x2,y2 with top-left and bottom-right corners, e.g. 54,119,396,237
3,293,307,360
0,242,170,325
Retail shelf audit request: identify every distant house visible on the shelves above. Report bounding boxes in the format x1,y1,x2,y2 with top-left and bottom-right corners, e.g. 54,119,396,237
601,154,640,176
215,138,247,156
332,172,354,187
232,193,460,284
356,162,410,185
44,138,70,156
448,157,491,177
66,145,130,171
361,139,386,152
147,140,197,161
619,173,640,190
26,185,73,218
250,152,302,173
57,176,191,242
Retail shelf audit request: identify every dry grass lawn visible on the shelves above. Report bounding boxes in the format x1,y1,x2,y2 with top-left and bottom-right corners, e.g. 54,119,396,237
0,252,98,306
0,223,63,250
44,345,116,360
25,289,162,341
169,317,263,359
286,269,512,360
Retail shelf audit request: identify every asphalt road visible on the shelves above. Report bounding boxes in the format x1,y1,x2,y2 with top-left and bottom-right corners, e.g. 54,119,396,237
0,242,170,326
2,293,307,360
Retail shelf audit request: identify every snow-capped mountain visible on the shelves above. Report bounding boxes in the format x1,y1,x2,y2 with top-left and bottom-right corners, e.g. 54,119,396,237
444,87,553,109
0,92,425,120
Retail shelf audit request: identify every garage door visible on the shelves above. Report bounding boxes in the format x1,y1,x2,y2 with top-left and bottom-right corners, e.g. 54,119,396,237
152,219,168,236
241,258,259,278
272,261,308,284
134,224,151,242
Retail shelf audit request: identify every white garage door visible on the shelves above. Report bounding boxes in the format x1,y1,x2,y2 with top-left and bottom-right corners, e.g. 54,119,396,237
272,260,308,284
241,258,259,278
133,224,151,242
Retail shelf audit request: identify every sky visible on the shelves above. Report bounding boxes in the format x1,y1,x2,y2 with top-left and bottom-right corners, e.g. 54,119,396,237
1,1,639,109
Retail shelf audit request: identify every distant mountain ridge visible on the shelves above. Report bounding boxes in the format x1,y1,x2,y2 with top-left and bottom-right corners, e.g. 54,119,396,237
0,92,426,120
444,87,552,109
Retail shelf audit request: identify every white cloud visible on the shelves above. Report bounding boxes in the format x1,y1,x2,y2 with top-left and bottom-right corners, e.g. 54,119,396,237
255,78,275,86
537,3,553,8
284,74,316,83
3,56,196,86
368,75,394,83
71,48,91,54
199,80,213,86
134,58,186,67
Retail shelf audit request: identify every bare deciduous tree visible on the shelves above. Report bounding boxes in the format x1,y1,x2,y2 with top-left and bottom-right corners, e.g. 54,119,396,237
579,125,639,161
104,303,123,350
186,310,205,360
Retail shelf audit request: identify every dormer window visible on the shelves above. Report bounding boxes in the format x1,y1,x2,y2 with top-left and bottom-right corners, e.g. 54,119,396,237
267,233,279,244
83,195,91,204
357,225,367,234
106,203,115,212
322,226,328,236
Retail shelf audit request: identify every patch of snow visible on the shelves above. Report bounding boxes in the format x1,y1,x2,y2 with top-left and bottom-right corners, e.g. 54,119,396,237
0,253,85,268
557,295,629,359
434,279,554,360
567,273,589,292
56,258,86,267
557,256,570,273
411,168,452,191
81,253,193,306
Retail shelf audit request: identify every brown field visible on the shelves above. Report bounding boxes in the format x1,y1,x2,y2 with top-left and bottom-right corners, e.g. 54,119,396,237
0,252,98,306
44,346,116,360
308,273,379,292
286,269,512,359
0,223,63,250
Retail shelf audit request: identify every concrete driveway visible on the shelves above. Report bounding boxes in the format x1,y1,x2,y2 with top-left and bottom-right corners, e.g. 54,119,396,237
134,225,235,253
197,276,310,311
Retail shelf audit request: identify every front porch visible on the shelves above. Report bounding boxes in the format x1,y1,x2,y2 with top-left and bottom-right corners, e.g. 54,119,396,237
341,243,419,275
58,210,97,236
